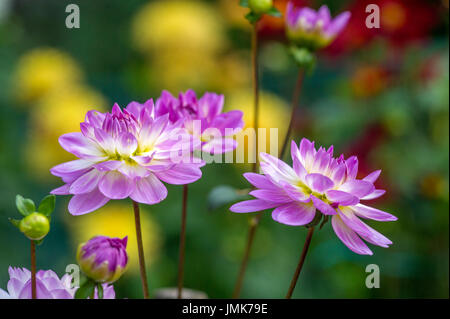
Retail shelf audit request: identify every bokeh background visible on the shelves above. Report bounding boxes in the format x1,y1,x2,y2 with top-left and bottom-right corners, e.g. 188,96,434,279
0,0,448,298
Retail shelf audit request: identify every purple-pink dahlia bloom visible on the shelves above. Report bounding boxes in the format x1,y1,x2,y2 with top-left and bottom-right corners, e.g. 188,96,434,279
286,3,351,50
230,138,397,255
155,90,244,154
77,236,128,283
50,100,204,215
0,267,114,299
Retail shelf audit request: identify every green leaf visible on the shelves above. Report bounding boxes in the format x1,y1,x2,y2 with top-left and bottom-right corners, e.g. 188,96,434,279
245,11,262,24
239,0,249,8
208,185,250,211
8,218,21,228
34,238,44,246
75,279,96,299
97,283,104,299
38,195,56,217
15,195,35,217
267,6,282,17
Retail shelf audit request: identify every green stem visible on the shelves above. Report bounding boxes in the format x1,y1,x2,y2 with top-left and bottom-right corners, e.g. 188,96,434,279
31,240,36,299
177,185,189,299
132,200,150,299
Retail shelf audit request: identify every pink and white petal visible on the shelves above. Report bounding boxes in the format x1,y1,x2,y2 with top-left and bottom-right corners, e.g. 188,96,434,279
361,189,386,200
201,138,237,154
154,163,202,185
59,132,104,159
259,153,297,184
50,289,73,299
291,141,307,179
130,174,168,205
68,188,110,215
98,171,134,199
93,160,123,172
116,132,138,158
305,173,334,193
352,204,397,221
69,169,104,194
299,138,316,168
338,180,374,198
0,288,10,299
331,163,346,186
50,184,71,195
94,128,116,154
85,110,106,128
345,156,359,180
18,280,53,299
118,163,150,179
326,190,359,206
271,202,316,226
50,159,95,177
249,189,292,204
7,278,25,298
243,172,278,190
279,180,310,202
331,215,373,255
310,195,337,215
338,208,393,248
230,199,279,213
363,170,381,183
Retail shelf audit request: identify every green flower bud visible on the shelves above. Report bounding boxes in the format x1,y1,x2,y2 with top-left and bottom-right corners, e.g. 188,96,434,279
19,212,50,240
249,0,273,14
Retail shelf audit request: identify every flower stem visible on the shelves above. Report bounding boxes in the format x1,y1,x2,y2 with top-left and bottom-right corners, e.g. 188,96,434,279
279,69,304,160
177,184,189,299
232,22,261,299
285,226,315,299
30,240,36,299
132,200,150,299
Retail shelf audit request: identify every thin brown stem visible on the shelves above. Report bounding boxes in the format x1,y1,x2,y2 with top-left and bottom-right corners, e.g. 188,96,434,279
233,22,261,299
30,240,36,299
132,200,150,299
251,22,260,173
177,184,189,299
279,69,304,160
285,227,315,299
232,214,262,298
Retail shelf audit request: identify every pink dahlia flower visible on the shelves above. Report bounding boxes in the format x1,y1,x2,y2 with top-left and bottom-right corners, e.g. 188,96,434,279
0,267,114,299
50,100,203,215
230,138,397,255
286,3,351,50
155,90,244,154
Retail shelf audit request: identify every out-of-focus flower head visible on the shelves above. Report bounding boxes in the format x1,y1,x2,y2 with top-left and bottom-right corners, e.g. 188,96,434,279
155,90,244,154
77,236,128,283
25,85,107,178
50,100,203,215
132,0,226,56
0,267,114,299
286,3,351,51
231,138,397,255
12,48,83,103
351,65,389,98
67,203,161,272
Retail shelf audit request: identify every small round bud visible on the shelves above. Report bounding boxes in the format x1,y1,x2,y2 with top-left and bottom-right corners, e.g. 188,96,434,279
249,0,273,14
19,212,50,240
77,236,128,283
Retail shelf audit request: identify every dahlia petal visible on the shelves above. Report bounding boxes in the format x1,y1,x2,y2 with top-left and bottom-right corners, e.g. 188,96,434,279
210,110,244,134
291,141,307,179
271,202,316,226
93,160,123,172
50,159,94,177
18,280,53,299
85,110,106,128
0,288,10,299
331,163,346,185
50,289,73,299
299,138,315,168
339,208,393,248
99,171,134,199
7,278,25,298
260,153,298,184
116,132,138,158
338,180,374,198
118,162,150,179
201,138,237,154
361,189,386,200
94,128,116,154
326,190,359,206
155,163,202,185
129,174,168,205
59,133,104,159
68,188,110,215
279,180,310,202
50,184,71,195
352,204,397,221
363,170,381,183
69,169,104,194
345,156,358,180
243,172,278,190
249,189,292,204
230,199,278,213
310,195,337,215
331,215,373,255
305,173,334,193
326,11,351,38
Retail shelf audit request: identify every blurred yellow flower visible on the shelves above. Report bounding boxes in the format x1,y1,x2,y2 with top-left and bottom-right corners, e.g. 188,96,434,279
66,202,161,272
132,0,226,55
224,90,290,168
219,0,251,30
13,48,83,103
25,85,107,178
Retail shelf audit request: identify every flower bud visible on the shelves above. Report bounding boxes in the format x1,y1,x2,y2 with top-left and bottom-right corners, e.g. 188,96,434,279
77,236,128,283
249,0,273,14
19,212,50,240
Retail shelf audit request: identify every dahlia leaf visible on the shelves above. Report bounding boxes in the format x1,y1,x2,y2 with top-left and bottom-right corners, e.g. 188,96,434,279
15,195,35,216
267,7,282,17
8,218,21,228
38,195,56,217
75,279,95,299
